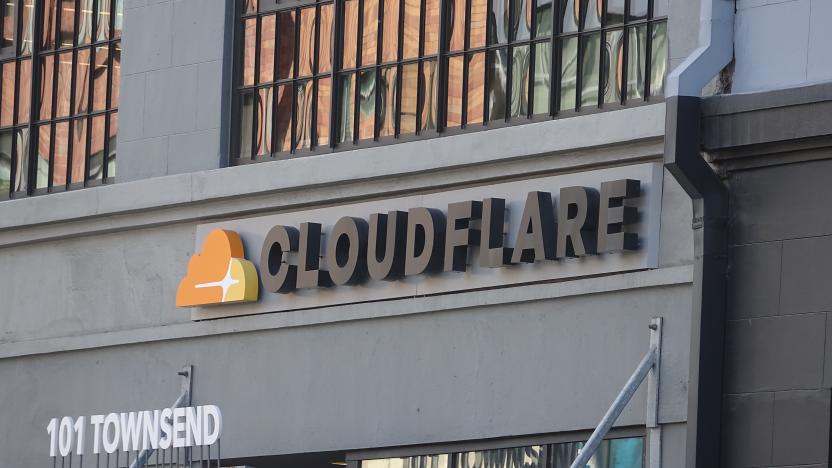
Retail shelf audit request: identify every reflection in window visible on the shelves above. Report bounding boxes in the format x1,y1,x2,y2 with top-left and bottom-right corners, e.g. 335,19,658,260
364,455,449,468
0,0,121,199
360,438,643,468
551,437,644,468
460,446,543,468
235,0,667,161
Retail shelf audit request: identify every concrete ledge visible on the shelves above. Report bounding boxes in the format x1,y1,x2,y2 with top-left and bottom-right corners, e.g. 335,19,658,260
0,105,665,230
0,264,692,359
703,82,832,156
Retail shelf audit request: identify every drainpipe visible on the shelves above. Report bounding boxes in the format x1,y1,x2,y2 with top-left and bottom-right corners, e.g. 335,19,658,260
663,0,734,467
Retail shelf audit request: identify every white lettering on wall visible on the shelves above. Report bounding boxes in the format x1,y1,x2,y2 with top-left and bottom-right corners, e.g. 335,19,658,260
46,405,223,456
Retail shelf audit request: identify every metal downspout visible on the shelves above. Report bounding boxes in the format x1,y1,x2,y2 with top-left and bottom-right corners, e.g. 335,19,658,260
663,0,734,467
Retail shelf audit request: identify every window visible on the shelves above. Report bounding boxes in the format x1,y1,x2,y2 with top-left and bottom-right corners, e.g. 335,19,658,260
0,0,122,199
234,0,666,163
358,437,645,468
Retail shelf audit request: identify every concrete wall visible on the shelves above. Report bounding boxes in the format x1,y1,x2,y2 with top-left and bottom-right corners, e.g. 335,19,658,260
732,0,832,94
704,85,832,468
0,101,698,466
117,0,231,181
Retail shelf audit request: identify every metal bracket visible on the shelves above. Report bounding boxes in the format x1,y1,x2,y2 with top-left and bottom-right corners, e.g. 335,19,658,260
176,364,193,408
130,365,194,468
569,318,663,468
647,317,662,468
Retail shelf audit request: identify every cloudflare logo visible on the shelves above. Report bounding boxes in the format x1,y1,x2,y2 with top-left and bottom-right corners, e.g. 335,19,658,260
176,229,259,307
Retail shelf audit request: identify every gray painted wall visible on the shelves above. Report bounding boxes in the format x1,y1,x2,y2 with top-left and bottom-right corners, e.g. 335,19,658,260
0,139,697,467
0,283,692,465
117,0,230,181
733,0,832,94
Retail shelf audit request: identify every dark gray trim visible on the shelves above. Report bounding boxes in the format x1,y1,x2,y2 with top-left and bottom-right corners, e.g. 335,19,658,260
702,82,832,160
664,95,728,468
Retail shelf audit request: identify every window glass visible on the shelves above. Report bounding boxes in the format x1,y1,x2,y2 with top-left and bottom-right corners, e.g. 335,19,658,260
649,22,667,97
580,32,600,108
423,0,439,54
338,73,355,142
296,79,314,149
71,117,87,183
238,92,254,158
381,0,399,62
35,124,50,189
446,55,463,128
469,0,487,48
399,63,418,134
487,48,507,121
59,0,77,48
459,447,542,468
531,41,549,115
626,25,646,101
358,70,376,139
319,4,333,72
551,437,643,468
298,7,315,76
1,62,14,127
233,0,667,162
13,128,28,192
52,121,69,186
39,55,54,120
510,44,530,117
275,84,292,152
277,11,295,79
316,77,332,146
534,0,552,37
466,52,485,125
97,0,112,41
362,0,379,65
401,0,419,59
420,59,438,131
259,15,276,84
2,1,14,48
77,0,92,45
255,86,272,156
343,0,359,68
378,66,396,137
448,0,465,52
602,29,623,104
559,36,577,111
630,0,648,21
0,130,11,193
242,18,256,85
489,0,509,44
56,52,72,117
88,114,105,181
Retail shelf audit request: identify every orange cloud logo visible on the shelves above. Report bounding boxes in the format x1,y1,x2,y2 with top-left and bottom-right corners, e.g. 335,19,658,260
176,229,259,307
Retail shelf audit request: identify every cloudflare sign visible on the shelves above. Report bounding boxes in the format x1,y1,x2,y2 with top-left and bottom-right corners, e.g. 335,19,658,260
176,163,663,316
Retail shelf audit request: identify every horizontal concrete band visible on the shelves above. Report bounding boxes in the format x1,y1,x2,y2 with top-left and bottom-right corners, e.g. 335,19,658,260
0,264,692,360
703,82,832,152
0,104,665,247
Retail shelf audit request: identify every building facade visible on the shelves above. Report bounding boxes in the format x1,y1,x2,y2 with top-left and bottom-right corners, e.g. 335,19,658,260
0,0,830,467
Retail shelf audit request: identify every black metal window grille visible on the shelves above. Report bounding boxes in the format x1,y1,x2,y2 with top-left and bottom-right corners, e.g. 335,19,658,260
0,0,122,200
234,0,666,163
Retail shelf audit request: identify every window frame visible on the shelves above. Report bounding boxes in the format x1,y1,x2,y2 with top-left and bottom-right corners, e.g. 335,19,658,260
0,0,121,200
231,0,667,165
